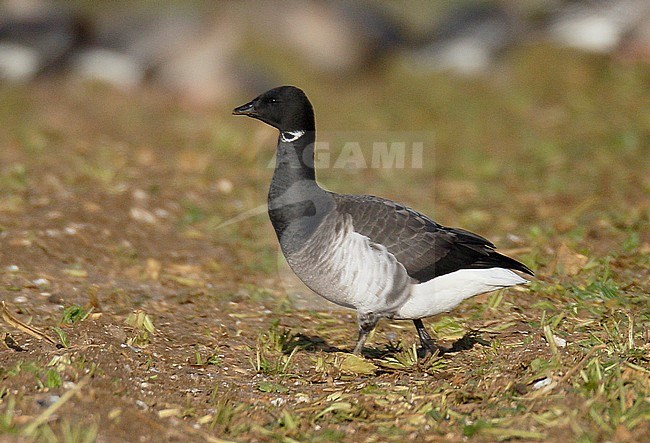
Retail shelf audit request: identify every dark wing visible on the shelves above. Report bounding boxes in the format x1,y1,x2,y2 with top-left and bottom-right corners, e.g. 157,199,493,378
333,193,533,283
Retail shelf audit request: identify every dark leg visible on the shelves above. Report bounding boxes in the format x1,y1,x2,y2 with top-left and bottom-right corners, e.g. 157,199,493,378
413,319,448,357
353,312,380,355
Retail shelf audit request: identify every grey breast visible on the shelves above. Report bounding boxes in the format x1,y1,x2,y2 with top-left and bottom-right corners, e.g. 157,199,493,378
284,209,412,314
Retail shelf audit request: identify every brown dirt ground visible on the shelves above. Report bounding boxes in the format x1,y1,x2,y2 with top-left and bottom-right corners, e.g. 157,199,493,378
1,74,649,443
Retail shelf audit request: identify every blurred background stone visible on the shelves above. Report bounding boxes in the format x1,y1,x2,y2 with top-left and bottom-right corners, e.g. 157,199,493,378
546,0,650,53
1,0,648,100
0,0,88,81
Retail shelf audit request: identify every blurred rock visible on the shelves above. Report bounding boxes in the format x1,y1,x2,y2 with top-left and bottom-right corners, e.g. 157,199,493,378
74,4,272,104
0,42,39,81
153,15,248,106
547,0,650,53
0,0,88,81
92,8,201,70
69,6,202,89
617,9,650,62
36,394,60,408
3,0,647,103
130,207,157,225
71,48,143,89
244,0,407,75
214,178,234,194
405,3,523,75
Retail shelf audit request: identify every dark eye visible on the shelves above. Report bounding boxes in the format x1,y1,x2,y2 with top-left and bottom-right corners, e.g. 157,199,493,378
268,97,278,103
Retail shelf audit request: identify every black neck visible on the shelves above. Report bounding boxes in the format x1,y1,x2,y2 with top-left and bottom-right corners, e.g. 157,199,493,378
269,131,317,199
268,131,333,251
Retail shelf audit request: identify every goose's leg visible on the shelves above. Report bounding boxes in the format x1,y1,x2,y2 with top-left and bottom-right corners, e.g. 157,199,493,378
413,319,447,356
353,312,380,355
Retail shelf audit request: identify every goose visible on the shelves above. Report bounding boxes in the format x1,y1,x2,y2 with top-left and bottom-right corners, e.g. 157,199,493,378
233,86,533,356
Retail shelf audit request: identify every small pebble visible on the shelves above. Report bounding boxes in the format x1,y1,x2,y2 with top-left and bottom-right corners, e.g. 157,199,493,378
33,278,50,287
130,207,157,224
135,400,148,410
13,296,28,303
532,377,552,390
154,208,169,218
48,294,64,304
215,178,234,194
37,395,60,408
64,226,77,235
6,265,19,272
506,233,523,243
270,397,285,407
132,189,148,202
553,335,567,348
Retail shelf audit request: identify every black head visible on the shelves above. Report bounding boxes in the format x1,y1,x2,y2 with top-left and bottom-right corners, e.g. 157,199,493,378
232,86,315,132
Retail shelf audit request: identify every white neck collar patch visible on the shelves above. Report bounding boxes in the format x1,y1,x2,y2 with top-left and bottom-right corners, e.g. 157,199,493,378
280,130,305,143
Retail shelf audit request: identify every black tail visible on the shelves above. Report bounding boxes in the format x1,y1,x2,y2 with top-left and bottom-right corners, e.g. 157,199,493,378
479,251,534,276
451,227,534,276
